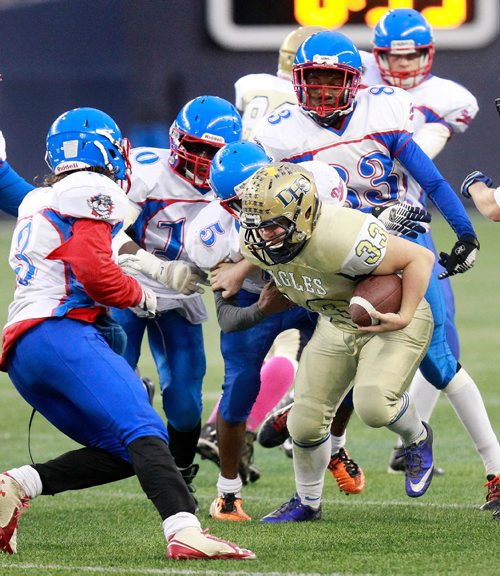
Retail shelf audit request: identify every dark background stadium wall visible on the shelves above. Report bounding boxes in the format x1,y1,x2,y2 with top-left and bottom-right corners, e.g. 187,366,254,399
0,0,498,192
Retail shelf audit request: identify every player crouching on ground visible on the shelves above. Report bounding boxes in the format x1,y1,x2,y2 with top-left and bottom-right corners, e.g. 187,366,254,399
239,162,436,522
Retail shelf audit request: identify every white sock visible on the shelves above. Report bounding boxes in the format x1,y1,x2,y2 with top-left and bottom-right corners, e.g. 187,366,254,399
293,435,330,510
216,474,243,498
408,370,441,422
386,393,426,447
162,512,201,539
330,433,346,455
7,465,43,499
444,368,500,476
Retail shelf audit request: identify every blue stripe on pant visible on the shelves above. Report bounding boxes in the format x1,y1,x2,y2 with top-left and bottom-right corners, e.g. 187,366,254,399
7,318,169,462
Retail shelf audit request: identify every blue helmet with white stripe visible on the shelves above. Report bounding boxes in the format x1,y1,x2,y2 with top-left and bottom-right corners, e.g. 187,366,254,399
209,141,272,218
373,9,434,89
293,31,362,127
46,107,129,180
169,95,243,189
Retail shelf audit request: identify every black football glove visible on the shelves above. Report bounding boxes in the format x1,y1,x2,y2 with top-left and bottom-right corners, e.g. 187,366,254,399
438,234,479,279
460,171,494,199
372,202,431,239
495,97,500,117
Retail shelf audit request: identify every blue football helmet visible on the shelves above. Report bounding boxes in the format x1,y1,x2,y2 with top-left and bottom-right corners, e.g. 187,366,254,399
293,31,362,127
209,141,272,218
169,95,243,189
373,9,434,89
45,107,129,180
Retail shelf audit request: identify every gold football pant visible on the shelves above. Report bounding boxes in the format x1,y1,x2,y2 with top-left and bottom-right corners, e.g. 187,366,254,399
288,301,433,445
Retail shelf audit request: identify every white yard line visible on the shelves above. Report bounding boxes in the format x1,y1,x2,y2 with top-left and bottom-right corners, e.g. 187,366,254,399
0,564,372,576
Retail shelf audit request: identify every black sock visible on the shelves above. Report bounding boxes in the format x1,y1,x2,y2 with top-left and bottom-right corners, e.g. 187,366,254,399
167,420,201,469
127,435,196,520
33,447,134,495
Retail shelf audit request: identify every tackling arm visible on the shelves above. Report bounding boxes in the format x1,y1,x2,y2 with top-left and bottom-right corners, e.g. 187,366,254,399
361,234,434,332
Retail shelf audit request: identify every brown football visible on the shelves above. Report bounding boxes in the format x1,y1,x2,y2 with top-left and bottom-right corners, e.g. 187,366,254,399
349,274,403,327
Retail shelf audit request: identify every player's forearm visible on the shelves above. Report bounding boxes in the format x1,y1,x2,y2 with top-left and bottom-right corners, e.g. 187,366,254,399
214,290,265,332
399,250,434,323
469,183,500,222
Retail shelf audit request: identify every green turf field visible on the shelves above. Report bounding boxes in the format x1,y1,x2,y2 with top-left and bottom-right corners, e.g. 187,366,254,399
0,213,498,575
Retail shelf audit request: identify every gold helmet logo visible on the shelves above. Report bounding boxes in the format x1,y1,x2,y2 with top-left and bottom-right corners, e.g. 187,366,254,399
240,162,320,265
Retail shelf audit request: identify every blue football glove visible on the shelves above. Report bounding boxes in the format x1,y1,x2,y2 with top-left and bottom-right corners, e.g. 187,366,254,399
438,234,480,279
460,171,493,199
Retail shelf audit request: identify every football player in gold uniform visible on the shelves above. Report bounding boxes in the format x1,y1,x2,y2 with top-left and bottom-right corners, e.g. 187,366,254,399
239,163,435,520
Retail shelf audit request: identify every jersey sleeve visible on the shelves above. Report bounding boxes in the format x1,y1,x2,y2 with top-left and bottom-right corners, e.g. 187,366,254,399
47,219,143,308
397,138,475,237
416,79,478,135
57,174,129,225
0,161,35,217
185,203,239,270
341,215,389,277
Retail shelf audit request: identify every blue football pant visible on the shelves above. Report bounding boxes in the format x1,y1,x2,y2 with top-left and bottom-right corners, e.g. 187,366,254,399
111,307,205,433
413,233,459,389
7,318,169,463
219,289,317,423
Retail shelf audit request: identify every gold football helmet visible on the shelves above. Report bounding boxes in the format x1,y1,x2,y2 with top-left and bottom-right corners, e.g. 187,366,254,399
240,162,320,265
278,26,328,80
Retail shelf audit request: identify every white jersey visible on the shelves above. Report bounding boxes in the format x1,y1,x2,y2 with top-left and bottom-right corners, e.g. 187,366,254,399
234,73,296,140
361,51,478,206
5,172,128,328
126,147,212,320
253,87,414,210
185,160,347,295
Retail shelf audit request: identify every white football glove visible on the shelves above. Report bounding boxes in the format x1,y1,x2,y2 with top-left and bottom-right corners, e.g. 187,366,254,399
118,249,206,295
134,287,157,318
0,131,7,162
373,202,431,239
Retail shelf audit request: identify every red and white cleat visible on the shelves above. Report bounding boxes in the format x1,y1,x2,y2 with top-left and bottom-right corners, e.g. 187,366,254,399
0,473,30,554
167,527,255,560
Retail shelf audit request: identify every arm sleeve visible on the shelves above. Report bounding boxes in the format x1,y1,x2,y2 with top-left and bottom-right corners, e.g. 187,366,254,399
47,219,143,308
412,122,451,160
214,290,266,333
396,138,476,238
0,161,34,217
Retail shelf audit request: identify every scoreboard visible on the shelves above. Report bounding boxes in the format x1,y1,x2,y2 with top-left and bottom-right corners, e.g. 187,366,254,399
207,0,499,50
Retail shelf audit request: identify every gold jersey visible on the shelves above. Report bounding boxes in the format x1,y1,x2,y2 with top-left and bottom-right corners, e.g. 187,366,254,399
241,204,389,332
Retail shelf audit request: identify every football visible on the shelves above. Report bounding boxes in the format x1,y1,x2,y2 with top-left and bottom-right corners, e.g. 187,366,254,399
349,274,403,327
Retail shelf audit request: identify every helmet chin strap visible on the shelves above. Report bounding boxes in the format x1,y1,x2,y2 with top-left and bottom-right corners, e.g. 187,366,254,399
309,106,351,128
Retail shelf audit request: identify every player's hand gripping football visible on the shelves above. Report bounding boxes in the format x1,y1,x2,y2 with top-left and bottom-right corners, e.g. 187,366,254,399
438,234,479,279
118,249,206,295
372,202,431,239
460,171,494,199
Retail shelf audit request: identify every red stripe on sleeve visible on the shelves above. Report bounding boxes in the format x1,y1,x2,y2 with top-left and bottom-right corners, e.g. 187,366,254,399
47,219,143,308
